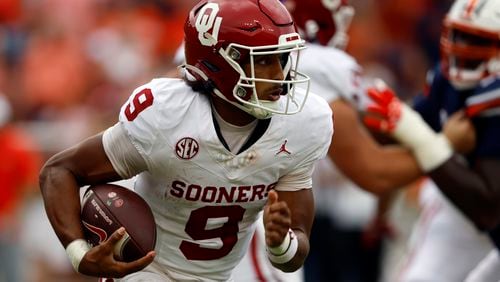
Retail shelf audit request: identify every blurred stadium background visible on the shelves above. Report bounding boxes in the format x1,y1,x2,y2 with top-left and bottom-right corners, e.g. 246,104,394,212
0,0,453,281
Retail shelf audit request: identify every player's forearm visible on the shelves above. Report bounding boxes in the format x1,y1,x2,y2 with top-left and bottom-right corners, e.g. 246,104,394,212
429,157,500,230
40,134,123,247
39,158,86,247
338,146,422,195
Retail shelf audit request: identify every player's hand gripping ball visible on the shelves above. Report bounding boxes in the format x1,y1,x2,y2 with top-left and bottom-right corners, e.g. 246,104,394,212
81,184,157,262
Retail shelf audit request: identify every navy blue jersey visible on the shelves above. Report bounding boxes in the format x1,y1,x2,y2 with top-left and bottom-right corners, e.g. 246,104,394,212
413,65,500,250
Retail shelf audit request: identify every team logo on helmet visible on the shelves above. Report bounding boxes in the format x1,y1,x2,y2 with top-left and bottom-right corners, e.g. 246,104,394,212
195,3,223,46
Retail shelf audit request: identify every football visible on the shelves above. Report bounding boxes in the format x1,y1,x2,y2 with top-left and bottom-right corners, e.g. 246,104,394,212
81,183,157,262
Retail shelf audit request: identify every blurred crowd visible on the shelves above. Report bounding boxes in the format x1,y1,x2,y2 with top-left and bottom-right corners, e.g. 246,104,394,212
0,0,453,281
1,0,197,151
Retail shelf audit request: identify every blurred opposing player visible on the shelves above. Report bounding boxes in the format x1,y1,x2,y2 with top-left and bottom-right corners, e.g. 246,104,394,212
39,0,333,280
364,1,500,281
285,0,475,281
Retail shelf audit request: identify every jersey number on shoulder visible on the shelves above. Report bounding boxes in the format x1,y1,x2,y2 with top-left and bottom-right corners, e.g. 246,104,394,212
124,88,154,121
180,205,245,260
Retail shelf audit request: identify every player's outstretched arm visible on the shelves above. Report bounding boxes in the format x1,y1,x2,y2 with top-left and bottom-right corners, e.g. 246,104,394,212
329,99,422,194
263,189,314,272
363,82,500,230
39,133,154,277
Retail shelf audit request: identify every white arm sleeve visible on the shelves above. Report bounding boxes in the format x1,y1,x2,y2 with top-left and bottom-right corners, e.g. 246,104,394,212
394,104,453,172
274,163,315,191
102,123,148,179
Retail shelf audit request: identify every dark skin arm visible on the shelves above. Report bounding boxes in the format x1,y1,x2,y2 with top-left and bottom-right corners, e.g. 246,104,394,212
429,157,500,230
39,133,155,277
264,189,314,272
429,111,500,230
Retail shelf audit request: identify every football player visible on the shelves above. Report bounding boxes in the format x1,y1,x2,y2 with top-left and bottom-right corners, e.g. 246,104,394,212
364,0,500,281
229,0,475,281
38,0,333,280
169,45,306,282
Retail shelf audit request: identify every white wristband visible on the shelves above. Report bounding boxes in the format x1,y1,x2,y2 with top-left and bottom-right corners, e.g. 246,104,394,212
65,239,91,272
266,229,299,264
393,104,453,172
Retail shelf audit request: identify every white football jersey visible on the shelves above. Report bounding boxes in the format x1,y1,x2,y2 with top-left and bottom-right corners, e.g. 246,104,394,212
299,43,377,228
104,78,332,281
299,43,372,110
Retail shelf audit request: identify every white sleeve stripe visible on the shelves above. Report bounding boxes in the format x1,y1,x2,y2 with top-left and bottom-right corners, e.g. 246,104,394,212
102,123,147,179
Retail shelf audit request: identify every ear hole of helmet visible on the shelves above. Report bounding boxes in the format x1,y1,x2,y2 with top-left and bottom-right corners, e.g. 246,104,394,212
202,61,220,72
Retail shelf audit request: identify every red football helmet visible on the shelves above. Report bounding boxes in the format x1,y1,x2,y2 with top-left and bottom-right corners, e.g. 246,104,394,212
183,0,310,119
440,0,500,89
286,0,354,49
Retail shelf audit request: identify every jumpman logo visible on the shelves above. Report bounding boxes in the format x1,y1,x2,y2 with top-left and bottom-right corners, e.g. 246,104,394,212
276,140,291,155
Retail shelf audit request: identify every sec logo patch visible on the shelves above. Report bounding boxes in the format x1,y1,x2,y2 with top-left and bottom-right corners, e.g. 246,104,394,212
176,137,199,160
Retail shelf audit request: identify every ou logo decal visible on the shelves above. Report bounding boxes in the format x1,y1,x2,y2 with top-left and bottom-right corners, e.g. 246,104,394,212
321,0,341,10
176,137,200,160
195,3,223,46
